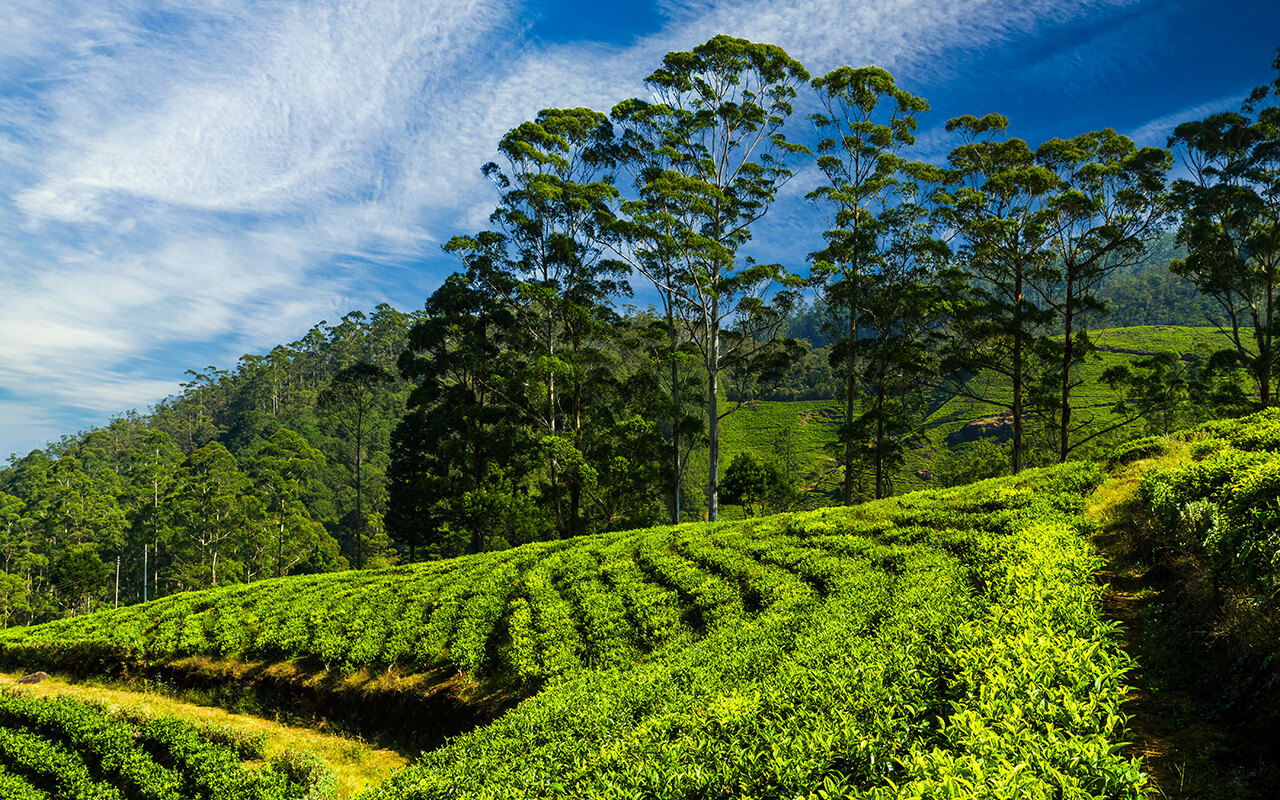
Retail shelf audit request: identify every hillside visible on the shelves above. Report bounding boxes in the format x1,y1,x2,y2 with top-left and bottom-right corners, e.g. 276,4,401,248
923,326,1227,452
709,326,1234,507
0,460,1145,798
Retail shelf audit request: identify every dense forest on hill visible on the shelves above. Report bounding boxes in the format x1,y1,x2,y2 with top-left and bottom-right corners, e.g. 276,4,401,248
1,36,1278,636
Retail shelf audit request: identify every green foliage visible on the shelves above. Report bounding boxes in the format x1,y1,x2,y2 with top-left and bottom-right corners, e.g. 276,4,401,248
1141,409,1280,586
935,439,1007,488
610,34,810,522
1105,435,1169,468
349,462,1135,798
807,66,939,505
0,462,1136,798
720,452,798,517
1169,51,1280,406
0,689,333,800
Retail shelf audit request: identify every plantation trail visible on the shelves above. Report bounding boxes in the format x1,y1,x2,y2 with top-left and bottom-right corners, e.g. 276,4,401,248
1088,459,1274,799
0,670,408,799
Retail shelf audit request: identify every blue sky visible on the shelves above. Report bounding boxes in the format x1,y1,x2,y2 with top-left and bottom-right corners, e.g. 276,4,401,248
2,0,1278,460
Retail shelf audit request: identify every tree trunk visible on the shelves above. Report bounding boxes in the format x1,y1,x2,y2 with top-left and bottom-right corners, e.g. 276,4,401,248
1012,265,1024,474
707,297,720,523
671,311,682,524
874,386,885,500
355,405,365,570
1059,277,1074,463
843,303,857,505
1265,278,1274,407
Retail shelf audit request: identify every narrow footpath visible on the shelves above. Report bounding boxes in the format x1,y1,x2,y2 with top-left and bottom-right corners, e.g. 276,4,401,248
1088,463,1276,799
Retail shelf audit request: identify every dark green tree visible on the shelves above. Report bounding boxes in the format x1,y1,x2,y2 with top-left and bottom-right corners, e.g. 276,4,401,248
720,452,798,517
121,430,181,594
1034,128,1172,460
808,67,949,499
249,428,335,579
808,64,933,502
390,273,541,558
1101,351,1192,435
50,545,110,616
160,442,261,590
459,107,632,538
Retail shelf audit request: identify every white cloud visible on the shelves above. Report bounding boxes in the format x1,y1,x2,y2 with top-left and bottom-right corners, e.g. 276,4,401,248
16,0,512,223
0,0,1194,458
1126,93,1249,148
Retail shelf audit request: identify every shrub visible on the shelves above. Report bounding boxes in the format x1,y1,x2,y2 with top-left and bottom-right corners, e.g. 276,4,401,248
1106,436,1168,468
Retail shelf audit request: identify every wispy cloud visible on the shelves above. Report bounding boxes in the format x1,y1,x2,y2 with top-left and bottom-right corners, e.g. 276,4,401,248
1126,93,1250,148
0,0,1202,458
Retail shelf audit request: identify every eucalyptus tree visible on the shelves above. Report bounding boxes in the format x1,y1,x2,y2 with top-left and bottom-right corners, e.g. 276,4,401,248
849,196,949,498
807,65,936,501
31,455,126,555
1169,50,1280,406
937,114,1060,474
318,362,393,569
122,430,182,599
160,442,260,590
0,493,27,576
1034,129,1172,460
611,35,810,521
461,107,632,538
250,428,331,579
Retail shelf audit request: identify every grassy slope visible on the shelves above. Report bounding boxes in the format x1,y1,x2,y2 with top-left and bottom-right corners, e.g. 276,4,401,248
1086,411,1280,798
0,461,1143,798
704,326,1229,511
922,326,1226,446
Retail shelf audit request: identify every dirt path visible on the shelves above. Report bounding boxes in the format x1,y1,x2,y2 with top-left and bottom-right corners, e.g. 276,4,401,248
0,670,409,799
1088,464,1272,799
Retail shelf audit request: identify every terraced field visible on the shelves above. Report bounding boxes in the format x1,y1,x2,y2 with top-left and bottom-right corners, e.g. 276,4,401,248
0,460,1145,798
708,326,1229,504
0,688,333,800
922,325,1227,449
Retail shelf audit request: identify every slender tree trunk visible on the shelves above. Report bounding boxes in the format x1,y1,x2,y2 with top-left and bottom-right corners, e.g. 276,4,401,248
874,385,885,500
707,295,720,523
1012,265,1024,474
546,312,569,538
470,439,484,555
670,308,682,524
843,303,856,505
1265,279,1274,407
1059,277,1074,463
355,407,364,570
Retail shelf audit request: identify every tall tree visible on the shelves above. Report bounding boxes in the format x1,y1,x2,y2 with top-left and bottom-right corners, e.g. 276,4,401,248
937,114,1060,474
318,363,393,570
807,65,935,501
848,196,948,498
611,35,809,521
160,442,260,591
0,493,28,576
457,107,631,538
1169,50,1280,406
249,428,334,579
1033,129,1171,460
122,430,182,602
390,273,541,558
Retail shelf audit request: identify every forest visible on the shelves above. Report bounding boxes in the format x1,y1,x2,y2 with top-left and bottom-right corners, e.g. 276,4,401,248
0,35,1276,634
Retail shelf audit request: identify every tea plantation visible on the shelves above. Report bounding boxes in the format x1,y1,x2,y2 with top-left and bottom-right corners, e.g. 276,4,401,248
0,459,1150,798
